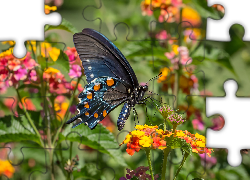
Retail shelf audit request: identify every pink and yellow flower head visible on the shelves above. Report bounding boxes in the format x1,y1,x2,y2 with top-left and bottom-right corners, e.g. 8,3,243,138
158,105,174,119
167,113,186,126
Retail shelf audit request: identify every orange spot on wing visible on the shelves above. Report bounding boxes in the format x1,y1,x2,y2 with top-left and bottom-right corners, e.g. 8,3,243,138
94,83,101,91
103,110,107,117
107,78,114,86
87,92,92,99
94,113,98,118
84,102,89,108
85,112,89,116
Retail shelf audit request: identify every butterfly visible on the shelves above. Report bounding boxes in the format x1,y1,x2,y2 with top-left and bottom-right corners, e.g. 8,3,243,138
66,28,150,131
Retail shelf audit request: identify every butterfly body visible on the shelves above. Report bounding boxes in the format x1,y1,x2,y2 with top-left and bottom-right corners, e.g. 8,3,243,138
67,28,148,131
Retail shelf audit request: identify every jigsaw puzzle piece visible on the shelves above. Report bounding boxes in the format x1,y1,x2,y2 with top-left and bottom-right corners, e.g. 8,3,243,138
206,0,250,41
0,0,61,58
206,79,250,167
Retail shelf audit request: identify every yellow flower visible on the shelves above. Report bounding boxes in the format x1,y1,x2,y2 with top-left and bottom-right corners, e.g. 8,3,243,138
44,67,60,74
27,41,37,52
123,134,132,144
176,131,185,137
196,140,205,147
135,125,144,130
2,41,15,46
156,129,164,135
135,124,158,130
41,42,60,61
131,130,145,138
195,133,205,141
45,5,57,14
0,159,15,178
139,136,152,147
172,45,179,55
49,47,60,61
0,47,13,57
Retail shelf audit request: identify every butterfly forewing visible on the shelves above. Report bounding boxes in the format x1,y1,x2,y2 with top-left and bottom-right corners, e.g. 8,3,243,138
73,28,139,87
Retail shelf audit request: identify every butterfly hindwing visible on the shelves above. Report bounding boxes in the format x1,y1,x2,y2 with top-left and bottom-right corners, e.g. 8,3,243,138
67,77,129,129
73,28,139,88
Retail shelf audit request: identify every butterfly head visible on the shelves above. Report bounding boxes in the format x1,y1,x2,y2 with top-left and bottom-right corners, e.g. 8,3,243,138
137,85,148,101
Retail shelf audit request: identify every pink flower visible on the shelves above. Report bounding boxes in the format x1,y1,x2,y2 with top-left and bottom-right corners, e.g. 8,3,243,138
29,69,37,81
0,69,9,81
23,58,38,70
165,52,175,59
192,119,204,131
0,80,9,94
171,0,182,7
199,153,217,167
69,65,82,78
156,30,168,40
14,68,27,81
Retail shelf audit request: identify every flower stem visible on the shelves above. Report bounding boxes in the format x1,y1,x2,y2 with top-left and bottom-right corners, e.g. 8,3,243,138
52,75,82,147
16,89,44,146
146,149,154,180
173,152,189,180
161,147,171,180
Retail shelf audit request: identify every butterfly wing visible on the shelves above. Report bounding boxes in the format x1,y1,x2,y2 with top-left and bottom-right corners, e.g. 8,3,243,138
73,28,139,88
67,77,129,129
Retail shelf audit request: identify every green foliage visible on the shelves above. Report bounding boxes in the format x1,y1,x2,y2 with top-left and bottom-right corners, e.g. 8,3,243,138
51,50,70,73
58,124,127,167
0,115,41,145
44,18,79,34
73,164,106,180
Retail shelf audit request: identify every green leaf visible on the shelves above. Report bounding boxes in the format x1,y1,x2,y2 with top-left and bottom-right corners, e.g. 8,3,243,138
123,41,168,60
192,45,237,76
51,50,70,73
44,18,79,34
0,115,41,145
189,0,221,19
58,124,127,167
73,163,106,180
37,55,53,70
165,136,192,155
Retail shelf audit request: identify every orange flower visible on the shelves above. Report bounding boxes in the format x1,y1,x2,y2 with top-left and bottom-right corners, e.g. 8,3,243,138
181,6,201,27
0,159,15,178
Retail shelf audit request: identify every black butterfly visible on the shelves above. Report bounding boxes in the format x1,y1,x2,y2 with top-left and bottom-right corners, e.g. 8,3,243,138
66,28,149,131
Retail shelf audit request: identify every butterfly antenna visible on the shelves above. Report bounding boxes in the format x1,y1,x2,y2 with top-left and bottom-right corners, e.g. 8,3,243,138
146,72,162,85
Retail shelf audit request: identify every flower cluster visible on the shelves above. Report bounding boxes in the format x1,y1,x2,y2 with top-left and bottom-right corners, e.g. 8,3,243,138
141,0,201,27
121,125,213,157
0,159,15,178
158,105,186,126
120,125,169,156
0,51,38,93
165,45,192,69
167,113,185,126
120,166,159,180
175,130,213,157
